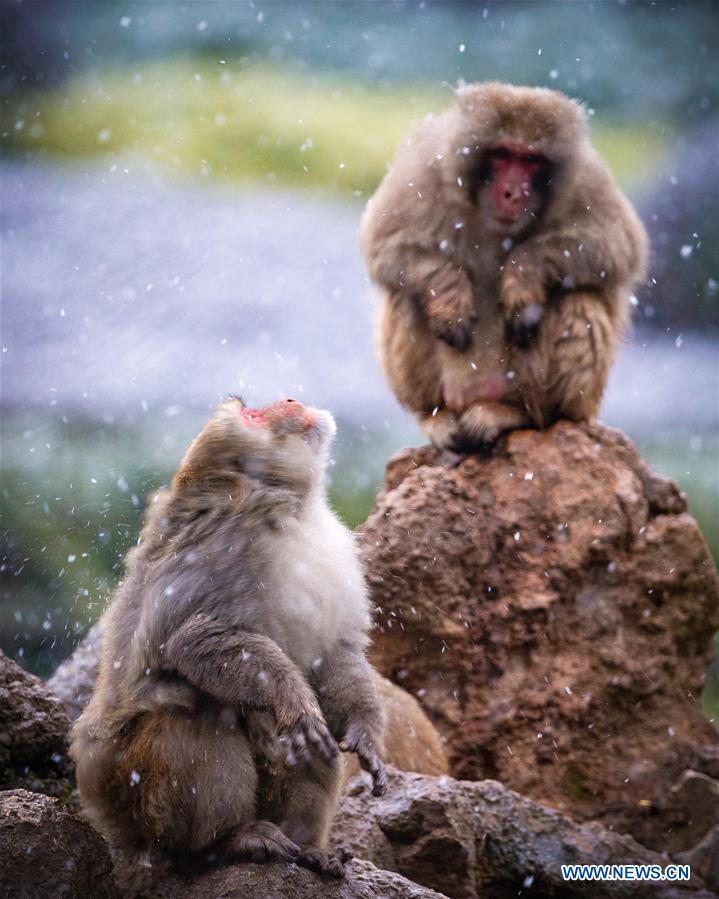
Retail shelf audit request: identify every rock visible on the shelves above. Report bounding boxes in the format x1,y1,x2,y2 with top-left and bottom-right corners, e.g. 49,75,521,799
357,422,719,848
334,769,715,899
676,824,719,894
661,770,719,851
0,789,118,898
117,856,446,899
0,650,71,797
48,618,449,779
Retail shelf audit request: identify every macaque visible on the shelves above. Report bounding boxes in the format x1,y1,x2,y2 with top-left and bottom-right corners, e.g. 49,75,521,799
71,397,386,878
360,82,649,449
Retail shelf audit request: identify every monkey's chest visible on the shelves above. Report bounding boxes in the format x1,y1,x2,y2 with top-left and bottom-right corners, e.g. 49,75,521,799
258,522,369,673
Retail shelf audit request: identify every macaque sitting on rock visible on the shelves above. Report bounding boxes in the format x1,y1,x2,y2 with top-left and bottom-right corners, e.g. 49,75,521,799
71,397,386,878
361,81,649,449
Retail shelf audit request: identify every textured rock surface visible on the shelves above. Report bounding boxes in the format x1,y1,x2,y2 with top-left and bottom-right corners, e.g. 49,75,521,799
357,422,719,845
0,789,118,898
0,650,71,797
120,858,446,899
334,770,715,899
677,824,719,894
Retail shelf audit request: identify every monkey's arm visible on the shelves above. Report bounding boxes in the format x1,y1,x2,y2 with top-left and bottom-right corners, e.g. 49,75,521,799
501,191,648,327
360,149,477,350
313,642,387,796
164,613,336,760
364,227,477,351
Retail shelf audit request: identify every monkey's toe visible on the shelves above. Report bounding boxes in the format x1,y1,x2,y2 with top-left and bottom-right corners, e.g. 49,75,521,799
297,847,347,878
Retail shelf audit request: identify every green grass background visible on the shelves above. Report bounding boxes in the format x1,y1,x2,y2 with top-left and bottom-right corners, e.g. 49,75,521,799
6,61,668,197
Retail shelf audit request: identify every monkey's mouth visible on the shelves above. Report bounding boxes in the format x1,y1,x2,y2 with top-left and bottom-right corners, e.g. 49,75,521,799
241,407,268,426
303,408,337,444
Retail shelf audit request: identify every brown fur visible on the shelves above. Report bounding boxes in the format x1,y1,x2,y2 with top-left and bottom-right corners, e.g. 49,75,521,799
71,398,386,878
343,675,448,782
361,82,648,448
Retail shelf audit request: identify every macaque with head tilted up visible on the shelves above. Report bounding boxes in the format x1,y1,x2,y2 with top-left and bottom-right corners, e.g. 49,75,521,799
361,82,649,450
71,397,386,878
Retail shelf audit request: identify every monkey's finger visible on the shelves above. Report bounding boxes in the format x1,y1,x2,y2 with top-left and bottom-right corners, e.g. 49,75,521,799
306,722,339,763
371,764,388,797
338,721,364,753
365,755,388,796
355,742,387,795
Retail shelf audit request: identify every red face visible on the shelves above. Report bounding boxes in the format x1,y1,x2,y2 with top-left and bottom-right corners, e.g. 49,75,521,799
239,397,316,432
485,144,549,226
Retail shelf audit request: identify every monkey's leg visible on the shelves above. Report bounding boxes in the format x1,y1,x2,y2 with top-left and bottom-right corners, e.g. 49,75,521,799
514,290,619,426
264,750,346,877
208,820,300,866
107,707,299,864
377,290,466,450
376,290,443,413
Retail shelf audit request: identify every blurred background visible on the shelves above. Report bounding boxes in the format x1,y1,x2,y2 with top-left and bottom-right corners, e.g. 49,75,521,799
1,0,717,715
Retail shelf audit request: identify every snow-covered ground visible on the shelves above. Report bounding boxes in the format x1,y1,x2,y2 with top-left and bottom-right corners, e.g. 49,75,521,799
2,160,717,443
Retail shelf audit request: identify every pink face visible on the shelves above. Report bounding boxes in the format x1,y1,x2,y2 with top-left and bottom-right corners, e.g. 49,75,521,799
486,144,549,225
238,398,317,432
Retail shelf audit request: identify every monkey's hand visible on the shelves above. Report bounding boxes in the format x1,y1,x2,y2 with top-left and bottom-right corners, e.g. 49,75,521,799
340,721,387,797
423,262,476,351
281,713,339,768
246,710,286,770
500,267,546,348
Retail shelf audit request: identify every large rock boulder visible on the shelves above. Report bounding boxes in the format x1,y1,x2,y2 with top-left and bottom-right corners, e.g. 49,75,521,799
0,789,118,898
122,858,446,899
0,650,71,798
357,422,719,846
333,769,715,899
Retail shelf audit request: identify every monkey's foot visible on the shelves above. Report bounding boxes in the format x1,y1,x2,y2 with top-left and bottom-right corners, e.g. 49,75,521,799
227,820,300,864
459,401,529,446
420,408,465,452
297,846,352,878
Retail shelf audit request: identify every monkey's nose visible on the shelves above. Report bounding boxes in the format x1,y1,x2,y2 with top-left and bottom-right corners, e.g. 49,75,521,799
278,397,304,411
